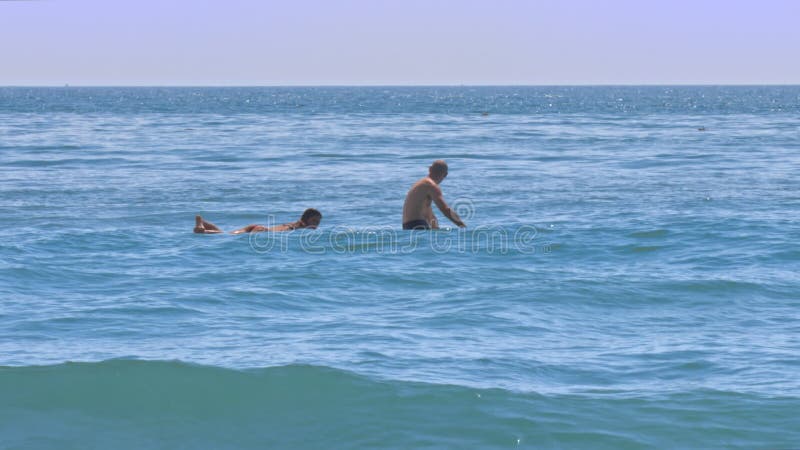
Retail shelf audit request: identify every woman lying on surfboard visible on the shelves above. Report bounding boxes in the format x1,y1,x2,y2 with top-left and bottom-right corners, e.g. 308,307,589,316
193,208,322,234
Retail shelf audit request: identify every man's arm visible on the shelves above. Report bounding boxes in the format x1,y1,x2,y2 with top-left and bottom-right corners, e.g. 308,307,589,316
430,185,466,228
425,208,440,229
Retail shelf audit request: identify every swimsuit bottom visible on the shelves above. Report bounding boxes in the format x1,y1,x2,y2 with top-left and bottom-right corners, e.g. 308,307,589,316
402,219,430,230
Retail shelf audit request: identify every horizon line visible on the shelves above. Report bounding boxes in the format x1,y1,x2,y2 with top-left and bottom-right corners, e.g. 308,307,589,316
2,83,800,88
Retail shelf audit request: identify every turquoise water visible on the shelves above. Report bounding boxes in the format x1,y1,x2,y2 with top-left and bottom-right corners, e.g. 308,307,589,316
1,87,799,449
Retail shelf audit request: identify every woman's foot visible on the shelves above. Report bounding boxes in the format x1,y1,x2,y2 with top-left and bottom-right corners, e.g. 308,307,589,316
194,215,222,234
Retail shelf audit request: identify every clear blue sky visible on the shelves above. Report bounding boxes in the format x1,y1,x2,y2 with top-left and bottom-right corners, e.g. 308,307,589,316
1,0,798,85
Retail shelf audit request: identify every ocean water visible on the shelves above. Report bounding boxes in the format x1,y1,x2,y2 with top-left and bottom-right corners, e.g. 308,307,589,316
1,86,799,449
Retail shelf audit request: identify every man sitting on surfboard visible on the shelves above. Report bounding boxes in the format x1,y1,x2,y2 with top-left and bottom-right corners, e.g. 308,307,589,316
193,208,322,234
402,160,466,230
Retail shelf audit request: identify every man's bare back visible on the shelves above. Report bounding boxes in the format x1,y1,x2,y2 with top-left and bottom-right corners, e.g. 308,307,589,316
402,177,442,229
402,160,466,230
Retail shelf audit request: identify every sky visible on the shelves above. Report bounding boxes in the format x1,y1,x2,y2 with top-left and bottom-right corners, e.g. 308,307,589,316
1,0,798,85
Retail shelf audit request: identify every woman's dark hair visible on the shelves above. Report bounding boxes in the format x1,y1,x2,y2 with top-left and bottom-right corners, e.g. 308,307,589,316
301,208,322,222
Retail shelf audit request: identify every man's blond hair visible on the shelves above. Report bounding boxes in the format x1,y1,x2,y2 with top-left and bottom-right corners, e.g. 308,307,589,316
430,160,448,177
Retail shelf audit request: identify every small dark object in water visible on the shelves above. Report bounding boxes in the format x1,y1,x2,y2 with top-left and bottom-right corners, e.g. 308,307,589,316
481,112,489,116
697,127,706,131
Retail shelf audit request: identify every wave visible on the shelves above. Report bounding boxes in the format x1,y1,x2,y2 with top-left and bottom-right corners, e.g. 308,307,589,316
1,359,797,449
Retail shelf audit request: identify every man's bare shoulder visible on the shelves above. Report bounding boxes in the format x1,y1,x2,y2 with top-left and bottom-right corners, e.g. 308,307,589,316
412,177,439,191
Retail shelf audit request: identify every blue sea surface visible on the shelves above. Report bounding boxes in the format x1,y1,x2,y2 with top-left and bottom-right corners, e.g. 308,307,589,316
1,86,799,449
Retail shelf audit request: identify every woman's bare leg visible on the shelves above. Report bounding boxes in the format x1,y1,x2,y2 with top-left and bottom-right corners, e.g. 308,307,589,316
231,224,268,234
